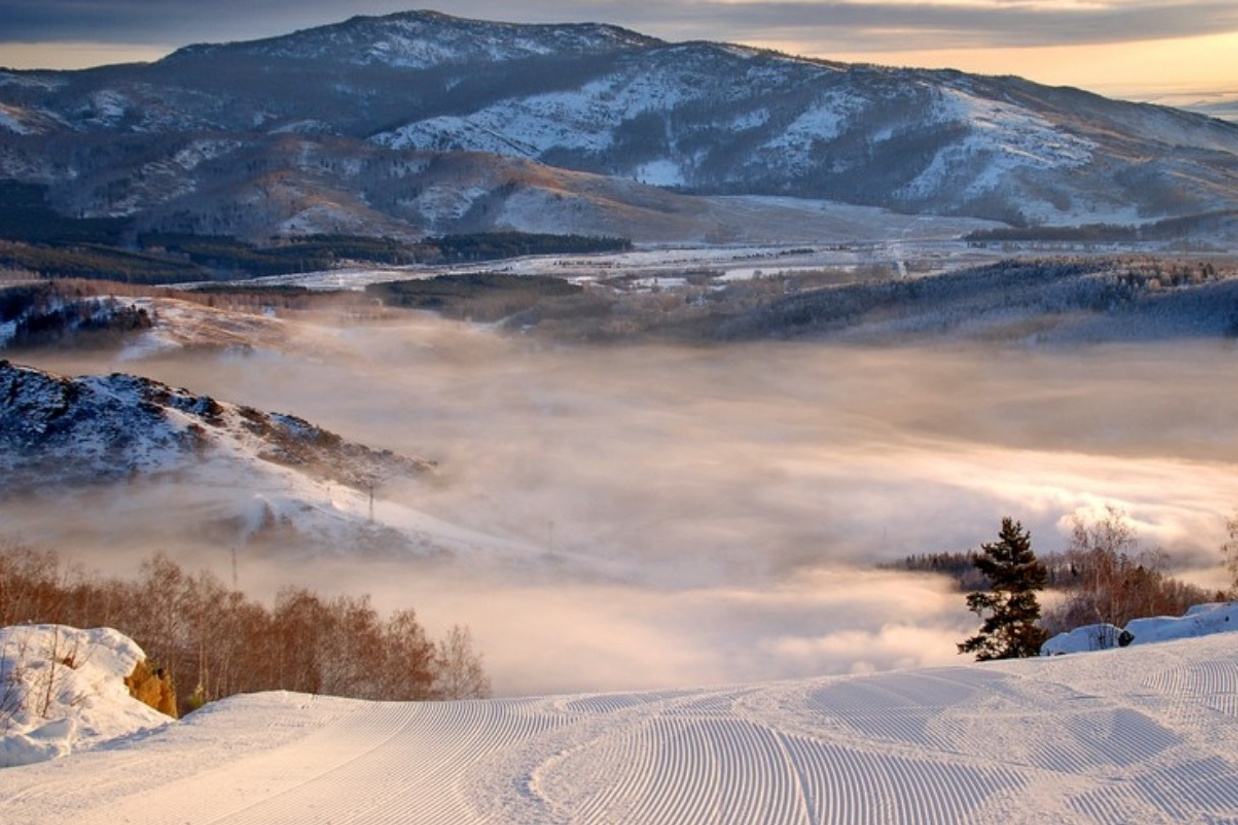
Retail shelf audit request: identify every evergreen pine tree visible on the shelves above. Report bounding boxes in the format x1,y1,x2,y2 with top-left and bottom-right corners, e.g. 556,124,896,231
958,518,1050,660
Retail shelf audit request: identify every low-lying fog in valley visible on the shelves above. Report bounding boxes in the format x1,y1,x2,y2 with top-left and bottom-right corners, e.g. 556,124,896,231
9,312,1238,696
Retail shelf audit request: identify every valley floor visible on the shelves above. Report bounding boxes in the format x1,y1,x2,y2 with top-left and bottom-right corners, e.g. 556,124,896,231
4,633,1238,824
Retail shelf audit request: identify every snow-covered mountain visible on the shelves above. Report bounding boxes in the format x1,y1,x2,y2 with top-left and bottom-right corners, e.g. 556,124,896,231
2,10,1237,239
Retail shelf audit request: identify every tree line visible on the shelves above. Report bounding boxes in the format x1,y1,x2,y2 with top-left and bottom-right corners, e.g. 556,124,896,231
0,544,489,717
0,282,154,348
0,180,630,282
365,271,583,321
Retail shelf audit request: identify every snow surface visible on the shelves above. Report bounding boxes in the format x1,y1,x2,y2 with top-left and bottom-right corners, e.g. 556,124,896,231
377,79,643,156
0,625,171,768
898,87,1097,215
3,629,1237,823
1044,601,1238,655
0,104,31,135
85,90,130,126
757,90,866,169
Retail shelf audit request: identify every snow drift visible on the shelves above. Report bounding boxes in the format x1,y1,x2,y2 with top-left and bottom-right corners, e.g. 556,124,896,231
0,625,172,768
1043,600,1238,655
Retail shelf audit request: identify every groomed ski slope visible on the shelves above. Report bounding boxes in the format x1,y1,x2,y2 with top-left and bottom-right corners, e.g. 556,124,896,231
5,633,1238,825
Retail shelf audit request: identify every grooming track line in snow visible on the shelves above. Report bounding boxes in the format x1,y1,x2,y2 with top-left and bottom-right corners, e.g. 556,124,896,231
5,633,1238,824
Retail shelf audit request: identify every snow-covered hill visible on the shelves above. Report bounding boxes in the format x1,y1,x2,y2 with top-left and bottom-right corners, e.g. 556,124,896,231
2,626,1236,823
0,360,430,490
0,353,579,563
2,10,1237,239
0,359,482,559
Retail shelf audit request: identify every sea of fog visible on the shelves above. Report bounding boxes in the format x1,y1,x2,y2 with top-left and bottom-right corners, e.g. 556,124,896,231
11,315,1238,695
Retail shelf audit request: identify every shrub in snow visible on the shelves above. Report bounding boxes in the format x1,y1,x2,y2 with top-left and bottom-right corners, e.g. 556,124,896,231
124,658,178,718
1,624,173,767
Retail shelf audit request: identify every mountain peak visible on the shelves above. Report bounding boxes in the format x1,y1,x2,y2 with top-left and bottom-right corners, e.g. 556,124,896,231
4,10,1238,233
162,9,663,70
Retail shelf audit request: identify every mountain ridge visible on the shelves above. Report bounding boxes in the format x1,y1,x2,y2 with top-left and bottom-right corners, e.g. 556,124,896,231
162,9,663,70
2,10,1237,241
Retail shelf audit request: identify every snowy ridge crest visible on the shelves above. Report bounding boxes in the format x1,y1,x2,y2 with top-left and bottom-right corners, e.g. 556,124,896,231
0,361,432,491
165,10,661,70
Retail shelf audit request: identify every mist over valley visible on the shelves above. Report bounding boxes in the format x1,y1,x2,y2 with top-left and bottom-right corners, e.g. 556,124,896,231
7,271,1237,695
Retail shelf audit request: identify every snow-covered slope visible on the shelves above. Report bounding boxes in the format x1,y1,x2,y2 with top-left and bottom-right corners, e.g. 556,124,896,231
2,630,1236,823
0,360,480,559
0,356,565,562
0,360,430,490
2,10,1237,236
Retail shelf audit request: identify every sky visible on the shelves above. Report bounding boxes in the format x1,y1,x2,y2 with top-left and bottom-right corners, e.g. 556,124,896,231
0,1,1236,103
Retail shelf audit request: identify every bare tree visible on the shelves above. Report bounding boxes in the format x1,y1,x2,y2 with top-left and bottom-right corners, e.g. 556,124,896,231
1,544,490,711
379,608,436,701
0,543,70,626
1223,510,1238,597
319,594,384,699
128,554,193,686
272,587,331,695
1043,506,1213,633
434,625,491,700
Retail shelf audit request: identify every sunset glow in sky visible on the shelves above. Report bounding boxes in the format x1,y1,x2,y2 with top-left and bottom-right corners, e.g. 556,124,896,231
0,1,1235,103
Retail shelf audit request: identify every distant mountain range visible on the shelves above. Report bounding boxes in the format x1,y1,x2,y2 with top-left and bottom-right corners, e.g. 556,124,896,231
2,10,1237,242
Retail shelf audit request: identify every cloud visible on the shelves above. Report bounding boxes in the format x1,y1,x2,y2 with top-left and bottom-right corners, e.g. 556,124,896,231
11,321,1238,696
323,561,977,695
2,1,1237,55
631,0,1238,51
0,0,387,46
